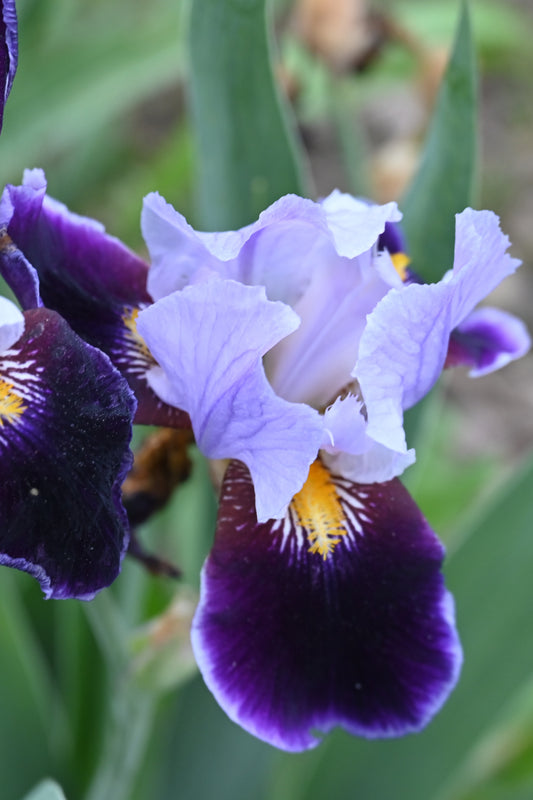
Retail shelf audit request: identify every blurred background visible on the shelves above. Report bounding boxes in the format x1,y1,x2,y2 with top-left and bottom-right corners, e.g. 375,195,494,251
3,1,533,799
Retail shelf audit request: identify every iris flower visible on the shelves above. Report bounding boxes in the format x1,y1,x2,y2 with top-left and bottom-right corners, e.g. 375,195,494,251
1,170,528,750
136,190,529,750
0,9,136,600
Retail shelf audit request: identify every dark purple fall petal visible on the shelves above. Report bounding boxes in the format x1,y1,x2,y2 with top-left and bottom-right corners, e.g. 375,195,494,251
0,308,135,599
0,230,42,309
0,170,190,427
445,306,530,376
192,460,461,751
0,0,17,133
0,170,189,428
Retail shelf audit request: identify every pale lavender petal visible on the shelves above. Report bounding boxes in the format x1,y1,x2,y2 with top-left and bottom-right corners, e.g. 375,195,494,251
450,209,521,321
355,209,523,452
324,441,416,485
321,394,416,483
192,460,461,751
266,251,402,407
446,306,530,376
142,192,327,305
321,395,368,454
143,191,402,318
138,279,324,521
0,296,23,351
320,190,401,258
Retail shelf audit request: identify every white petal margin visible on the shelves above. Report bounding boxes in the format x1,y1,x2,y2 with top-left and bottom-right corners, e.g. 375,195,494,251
0,296,24,352
137,278,324,522
354,209,523,453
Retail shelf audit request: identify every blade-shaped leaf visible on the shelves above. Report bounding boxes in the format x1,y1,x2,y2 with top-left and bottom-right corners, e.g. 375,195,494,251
401,1,477,283
21,781,66,800
188,0,307,229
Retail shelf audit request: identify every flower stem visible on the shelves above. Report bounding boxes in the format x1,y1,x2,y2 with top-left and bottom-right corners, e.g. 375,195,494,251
82,592,158,800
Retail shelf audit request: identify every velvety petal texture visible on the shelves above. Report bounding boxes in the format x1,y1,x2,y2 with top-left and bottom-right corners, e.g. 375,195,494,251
138,279,324,521
355,209,527,453
0,307,135,599
0,169,188,427
0,0,17,132
192,460,461,751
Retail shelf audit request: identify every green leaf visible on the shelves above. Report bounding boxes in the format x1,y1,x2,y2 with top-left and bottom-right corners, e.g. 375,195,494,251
401,1,477,283
188,0,307,229
21,781,66,800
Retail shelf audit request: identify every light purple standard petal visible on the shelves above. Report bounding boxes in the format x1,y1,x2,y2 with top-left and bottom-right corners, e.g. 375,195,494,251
192,460,462,751
446,306,530,376
266,249,401,407
319,190,401,257
0,308,135,599
143,191,401,317
142,192,328,305
355,209,523,452
0,0,17,131
137,279,324,521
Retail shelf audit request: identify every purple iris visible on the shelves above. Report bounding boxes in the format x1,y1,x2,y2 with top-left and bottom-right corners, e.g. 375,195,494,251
0,169,188,428
0,296,135,598
0,9,137,601
135,190,529,750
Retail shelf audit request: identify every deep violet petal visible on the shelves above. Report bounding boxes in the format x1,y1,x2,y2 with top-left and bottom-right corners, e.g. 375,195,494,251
1,170,188,427
192,460,462,751
446,306,530,376
0,308,135,599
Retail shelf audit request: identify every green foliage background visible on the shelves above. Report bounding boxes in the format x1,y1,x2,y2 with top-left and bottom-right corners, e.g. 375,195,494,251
2,1,533,798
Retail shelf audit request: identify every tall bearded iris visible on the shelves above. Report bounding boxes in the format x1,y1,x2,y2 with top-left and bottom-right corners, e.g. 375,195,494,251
136,190,529,751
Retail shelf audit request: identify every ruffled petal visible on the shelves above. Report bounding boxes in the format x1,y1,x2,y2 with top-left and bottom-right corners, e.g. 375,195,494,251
266,249,402,406
192,460,462,751
142,192,328,306
0,169,187,427
143,191,401,317
0,0,17,131
321,395,369,454
355,209,523,452
445,306,530,376
137,279,324,521
319,190,401,258
321,396,416,483
0,308,135,599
